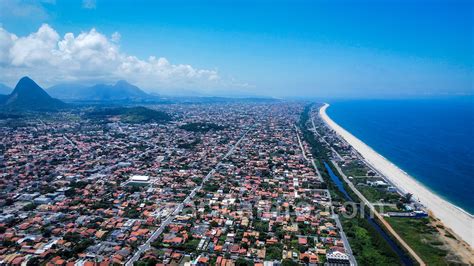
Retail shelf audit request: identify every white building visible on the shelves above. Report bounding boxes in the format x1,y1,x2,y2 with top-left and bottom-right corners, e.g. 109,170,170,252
127,175,151,186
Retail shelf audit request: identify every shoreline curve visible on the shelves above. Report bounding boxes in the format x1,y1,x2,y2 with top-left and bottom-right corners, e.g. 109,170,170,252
319,103,473,247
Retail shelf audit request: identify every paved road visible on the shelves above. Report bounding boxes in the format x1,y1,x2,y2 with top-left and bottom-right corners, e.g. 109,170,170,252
310,113,344,161
331,160,425,266
312,107,424,265
295,124,356,265
126,128,251,265
313,107,412,198
63,135,82,153
327,189,357,266
294,125,323,182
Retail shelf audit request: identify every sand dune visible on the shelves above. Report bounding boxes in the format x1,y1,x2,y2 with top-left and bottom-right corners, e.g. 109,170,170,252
320,103,473,247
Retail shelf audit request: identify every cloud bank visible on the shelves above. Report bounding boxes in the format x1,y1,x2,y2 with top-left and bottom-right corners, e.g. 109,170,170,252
0,24,221,91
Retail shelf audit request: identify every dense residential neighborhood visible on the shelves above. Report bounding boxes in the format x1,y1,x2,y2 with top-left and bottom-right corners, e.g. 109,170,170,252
0,1,472,264
0,103,353,265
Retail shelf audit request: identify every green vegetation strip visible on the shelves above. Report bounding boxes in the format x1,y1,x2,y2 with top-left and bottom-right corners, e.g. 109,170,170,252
298,103,405,265
386,217,450,265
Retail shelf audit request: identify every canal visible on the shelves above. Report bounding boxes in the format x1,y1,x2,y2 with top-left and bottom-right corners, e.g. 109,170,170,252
324,162,413,266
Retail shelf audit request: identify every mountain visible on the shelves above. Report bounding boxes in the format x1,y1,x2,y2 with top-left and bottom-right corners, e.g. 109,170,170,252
48,80,156,102
0,95,7,104
47,83,89,100
0,83,12,95
88,80,150,101
0,77,66,110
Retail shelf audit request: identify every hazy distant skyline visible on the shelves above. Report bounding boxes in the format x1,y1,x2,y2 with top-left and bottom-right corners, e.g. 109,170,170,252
0,0,472,98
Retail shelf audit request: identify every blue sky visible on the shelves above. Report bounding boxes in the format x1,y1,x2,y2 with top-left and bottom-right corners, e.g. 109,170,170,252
0,0,472,98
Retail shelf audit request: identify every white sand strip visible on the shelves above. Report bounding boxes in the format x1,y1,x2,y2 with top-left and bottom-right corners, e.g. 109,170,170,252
319,103,474,247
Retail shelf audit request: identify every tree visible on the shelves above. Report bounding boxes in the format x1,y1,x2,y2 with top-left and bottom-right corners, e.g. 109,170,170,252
23,203,36,211
302,257,310,264
402,193,413,203
235,258,253,266
396,202,405,210
135,258,158,266
26,257,40,266
281,259,298,266
265,245,283,260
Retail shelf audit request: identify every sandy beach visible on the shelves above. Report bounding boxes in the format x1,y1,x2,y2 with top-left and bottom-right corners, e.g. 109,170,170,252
319,103,474,248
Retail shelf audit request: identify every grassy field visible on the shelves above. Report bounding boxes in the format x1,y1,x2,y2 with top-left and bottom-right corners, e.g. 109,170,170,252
385,217,449,265
357,186,400,203
342,166,367,177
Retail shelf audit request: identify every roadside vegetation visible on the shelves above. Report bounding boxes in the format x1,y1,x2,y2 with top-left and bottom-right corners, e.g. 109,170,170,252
299,103,404,265
386,217,453,265
300,103,468,265
342,217,400,265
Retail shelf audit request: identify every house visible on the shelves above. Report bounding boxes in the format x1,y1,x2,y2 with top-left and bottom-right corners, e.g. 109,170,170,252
326,250,350,265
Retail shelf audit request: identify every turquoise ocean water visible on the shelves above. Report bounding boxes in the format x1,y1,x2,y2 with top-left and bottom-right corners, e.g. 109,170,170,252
327,97,474,214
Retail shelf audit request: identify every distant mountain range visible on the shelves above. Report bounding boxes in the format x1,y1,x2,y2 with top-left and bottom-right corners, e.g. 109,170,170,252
0,83,12,95
48,80,157,102
0,77,66,110
0,77,279,112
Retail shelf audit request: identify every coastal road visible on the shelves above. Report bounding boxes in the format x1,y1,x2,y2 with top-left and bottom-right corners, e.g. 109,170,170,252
331,160,426,266
310,112,344,161
312,107,389,185
315,104,425,264
313,106,406,197
125,128,251,265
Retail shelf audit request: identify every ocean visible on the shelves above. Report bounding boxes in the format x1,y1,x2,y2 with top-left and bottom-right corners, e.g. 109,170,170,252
326,97,474,214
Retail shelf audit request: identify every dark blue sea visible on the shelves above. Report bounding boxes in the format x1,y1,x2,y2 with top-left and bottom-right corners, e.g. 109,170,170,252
326,97,474,214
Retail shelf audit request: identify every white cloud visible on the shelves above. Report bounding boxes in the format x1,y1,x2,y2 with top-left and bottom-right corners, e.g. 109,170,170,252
10,23,59,66
111,32,121,42
0,24,223,91
82,0,96,9
0,27,18,64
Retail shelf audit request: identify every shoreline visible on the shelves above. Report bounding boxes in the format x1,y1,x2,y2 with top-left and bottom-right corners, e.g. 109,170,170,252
319,103,474,248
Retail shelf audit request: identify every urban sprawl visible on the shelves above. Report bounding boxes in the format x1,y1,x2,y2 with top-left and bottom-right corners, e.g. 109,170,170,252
0,103,355,266
0,102,463,266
